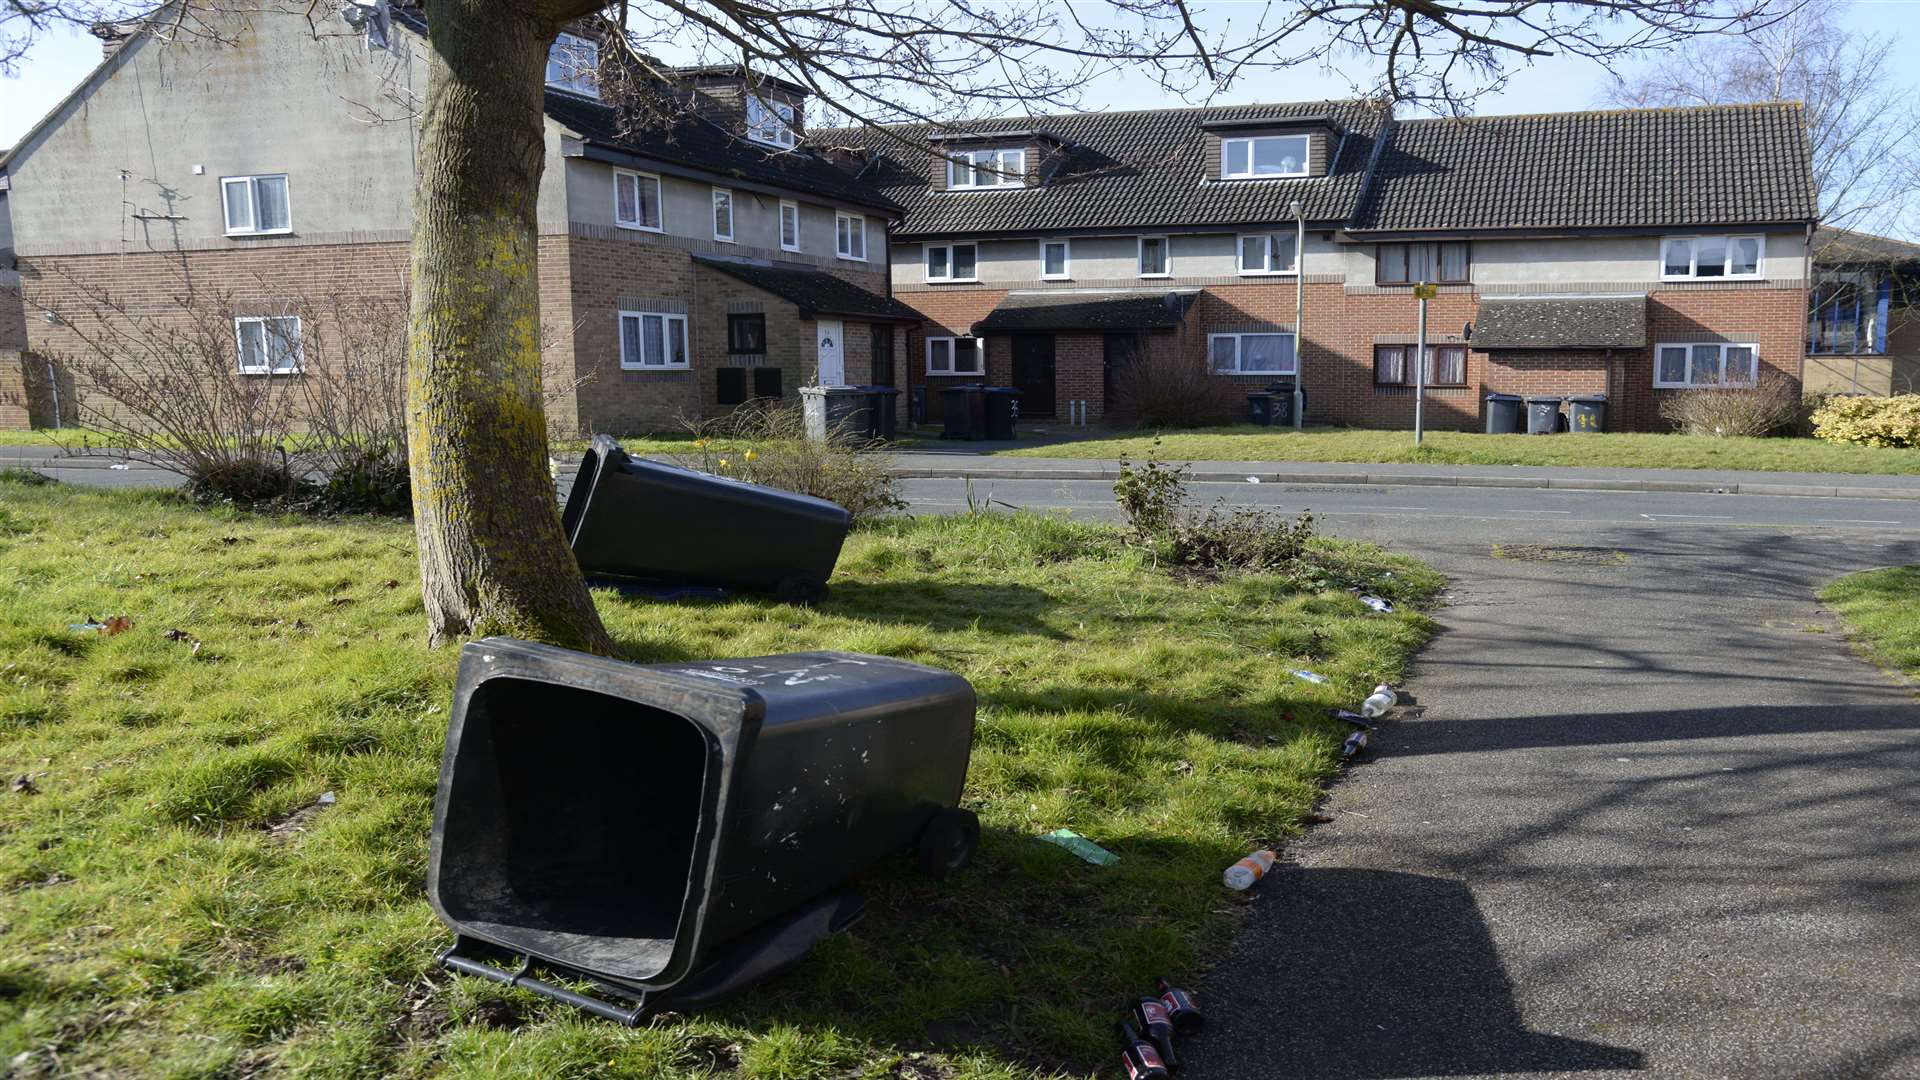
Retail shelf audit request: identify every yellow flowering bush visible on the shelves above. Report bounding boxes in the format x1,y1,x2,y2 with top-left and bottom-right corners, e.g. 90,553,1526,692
1810,394,1920,449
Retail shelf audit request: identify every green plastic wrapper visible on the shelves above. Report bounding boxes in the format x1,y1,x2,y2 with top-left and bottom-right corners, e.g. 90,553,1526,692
1037,828,1119,866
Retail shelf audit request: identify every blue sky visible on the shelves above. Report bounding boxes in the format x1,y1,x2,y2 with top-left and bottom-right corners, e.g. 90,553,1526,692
6,1,1916,149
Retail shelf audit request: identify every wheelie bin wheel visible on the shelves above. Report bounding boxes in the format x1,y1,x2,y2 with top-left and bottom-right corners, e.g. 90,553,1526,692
916,807,979,879
775,576,829,606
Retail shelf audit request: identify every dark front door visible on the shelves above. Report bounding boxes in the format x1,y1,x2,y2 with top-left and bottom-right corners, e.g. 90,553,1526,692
1012,333,1057,418
870,325,895,387
1104,331,1145,419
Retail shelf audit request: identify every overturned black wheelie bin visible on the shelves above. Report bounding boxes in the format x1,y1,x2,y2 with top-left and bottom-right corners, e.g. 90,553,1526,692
562,435,849,603
428,639,980,1024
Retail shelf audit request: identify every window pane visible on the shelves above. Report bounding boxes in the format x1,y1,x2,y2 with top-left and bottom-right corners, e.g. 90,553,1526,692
1724,345,1755,383
998,150,1024,184
1271,234,1297,273
238,321,265,370
781,204,798,246
1141,238,1166,275
621,315,641,365
1242,334,1294,372
1408,242,1437,282
1730,237,1760,276
713,192,731,237
1430,346,1465,384
669,318,687,366
1241,235,1265,271
1658,346,1688,384
224,179,253,232
1694,236,1727,278
616,174,637,224
639,176,659,228
1210,336,1237,372
266,318,298,371
950,244,975,278
1251,136,1306,175
930,339,950,372
1374,346,1406,384
1043,242,1066,276
1439,242,1468,282
643,315,665,365
956,339,981,373
1663,239,1693,277
253,177,289,231
1224,140,1250,177
1378,244,1407,284
1691,344,1723,384
927,246,948,278
848,219,865,259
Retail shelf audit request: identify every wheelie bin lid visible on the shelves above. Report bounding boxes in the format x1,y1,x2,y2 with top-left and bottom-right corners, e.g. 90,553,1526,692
981,386,1022,396
1524,395,1565,403
1568,393,1608,403
1485,392,1523,402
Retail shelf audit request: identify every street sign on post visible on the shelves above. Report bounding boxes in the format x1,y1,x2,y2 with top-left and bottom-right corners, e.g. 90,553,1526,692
1412,283,1435,445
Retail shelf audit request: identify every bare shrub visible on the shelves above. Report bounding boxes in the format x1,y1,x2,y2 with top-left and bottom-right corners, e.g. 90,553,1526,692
1108,347,1242,429
674,401,902,523
294,292,412,514
1115,449,1318,575
1658,372,1803,437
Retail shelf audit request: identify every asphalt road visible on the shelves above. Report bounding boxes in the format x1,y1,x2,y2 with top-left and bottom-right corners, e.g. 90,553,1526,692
921,478,1920,1078
20,458,1920,1074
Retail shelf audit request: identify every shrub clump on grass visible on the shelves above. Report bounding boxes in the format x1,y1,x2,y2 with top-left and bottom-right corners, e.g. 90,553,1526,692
674,401,903,522
1658,371,1804,437
1810,393,1920,449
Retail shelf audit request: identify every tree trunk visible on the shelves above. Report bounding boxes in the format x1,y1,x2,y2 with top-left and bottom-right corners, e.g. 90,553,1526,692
407,0,613,652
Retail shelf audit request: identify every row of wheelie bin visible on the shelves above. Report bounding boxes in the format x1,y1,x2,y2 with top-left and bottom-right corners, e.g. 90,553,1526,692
1486,392,1608,434
940,384,1020,441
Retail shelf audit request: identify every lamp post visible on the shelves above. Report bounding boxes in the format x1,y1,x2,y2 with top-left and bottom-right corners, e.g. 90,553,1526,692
1412,281,1436,445
1290,199,1305,431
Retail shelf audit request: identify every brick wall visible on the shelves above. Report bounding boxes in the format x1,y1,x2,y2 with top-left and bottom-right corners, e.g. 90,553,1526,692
0,351,29,429
0,274,27,352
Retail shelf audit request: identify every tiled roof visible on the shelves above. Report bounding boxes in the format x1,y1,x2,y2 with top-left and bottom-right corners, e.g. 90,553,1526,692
816,101,1388,239
386,6,894,212
542,92,899,212
1812,226,1920,266
1472,295,1648,349
1352,105,1815,233
692,258,922,321
973,291,1196,333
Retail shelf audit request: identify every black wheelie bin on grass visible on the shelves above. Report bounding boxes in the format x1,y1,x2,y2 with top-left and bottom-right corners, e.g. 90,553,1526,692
562,435,849,604
429,640,981,1023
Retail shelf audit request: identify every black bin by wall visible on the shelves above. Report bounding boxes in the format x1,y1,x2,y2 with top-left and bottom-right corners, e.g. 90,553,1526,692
562,435,849,603
1247,391,1276,426
941,385,987,440
1485,393,1524,434
716,367,749,407
430,640,980,1023
982,387,1021,441
752,367,783,401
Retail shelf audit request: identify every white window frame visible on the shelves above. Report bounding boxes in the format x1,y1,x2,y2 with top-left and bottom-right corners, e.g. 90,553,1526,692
220,174,292,236
779,199,801,252
925,335,984,376
1208,332,1298,376
618,310,691,370
745,94,797,149
1221,134,1311,180
711,188,734,243
1653,341,1760,389
925,242,978,283
1660,235,1765,281
1138,235,1171,278
545,31,599,98
1237,232,1298,276
233,315,302,374
1040,239,1071,280
612,168,662,233
945,147,1026,190
836,212,867,261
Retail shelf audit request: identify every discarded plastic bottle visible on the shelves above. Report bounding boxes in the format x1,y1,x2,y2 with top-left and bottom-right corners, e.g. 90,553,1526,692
1342,727,1369,760
1156,978,1205,1035
1118,1021,1172,1079
1133,998,1179,1069
1289,669,1330,685
1359,684,1398,719
1357,594,1394,613
1223,849,1277,890
1328,708,1370,726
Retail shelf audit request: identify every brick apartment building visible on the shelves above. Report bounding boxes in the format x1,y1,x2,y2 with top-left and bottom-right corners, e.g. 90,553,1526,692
826,103,1818,431
0,3,1824,435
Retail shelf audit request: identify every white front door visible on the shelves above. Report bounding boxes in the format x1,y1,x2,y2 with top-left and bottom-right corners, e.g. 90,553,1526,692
816,319,846,386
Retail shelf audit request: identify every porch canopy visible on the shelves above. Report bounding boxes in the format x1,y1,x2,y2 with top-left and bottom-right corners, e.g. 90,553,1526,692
1471,294,1647,349
973,290,1198,334
694,258,922,323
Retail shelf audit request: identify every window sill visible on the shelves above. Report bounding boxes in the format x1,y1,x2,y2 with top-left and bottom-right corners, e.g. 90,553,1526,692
1375,383,1467,389
1653,381,1758,390
237,368,304,376
226,229,294,238
1374,281,1470,288
620,364,692,373
1214,370,1299,377
1138,273,1171,280
1659,275,1764,283
780,244,802,253
925,278,979,285
1238,270,1299,277
1040,276,1072,282
1220,174,1312,182
714,236,736,245
615,221,664,234
838,255,869,263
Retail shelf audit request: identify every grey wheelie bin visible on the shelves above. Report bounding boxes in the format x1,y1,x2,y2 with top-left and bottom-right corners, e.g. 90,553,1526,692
562,435,849,604
1568,394,1608,433
429,640,980,1024
1485,393,1524,434
1525,396,1565,435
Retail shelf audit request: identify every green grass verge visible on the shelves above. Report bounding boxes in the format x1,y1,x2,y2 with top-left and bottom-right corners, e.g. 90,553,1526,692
997,426,1920,475
1820,565,1920,679
0,478,1440,1078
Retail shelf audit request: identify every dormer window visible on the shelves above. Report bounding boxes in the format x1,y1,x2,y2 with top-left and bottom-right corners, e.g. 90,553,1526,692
948,148,1026,190
546,32,598,98
1222,134,1308,179
746,95,796,149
